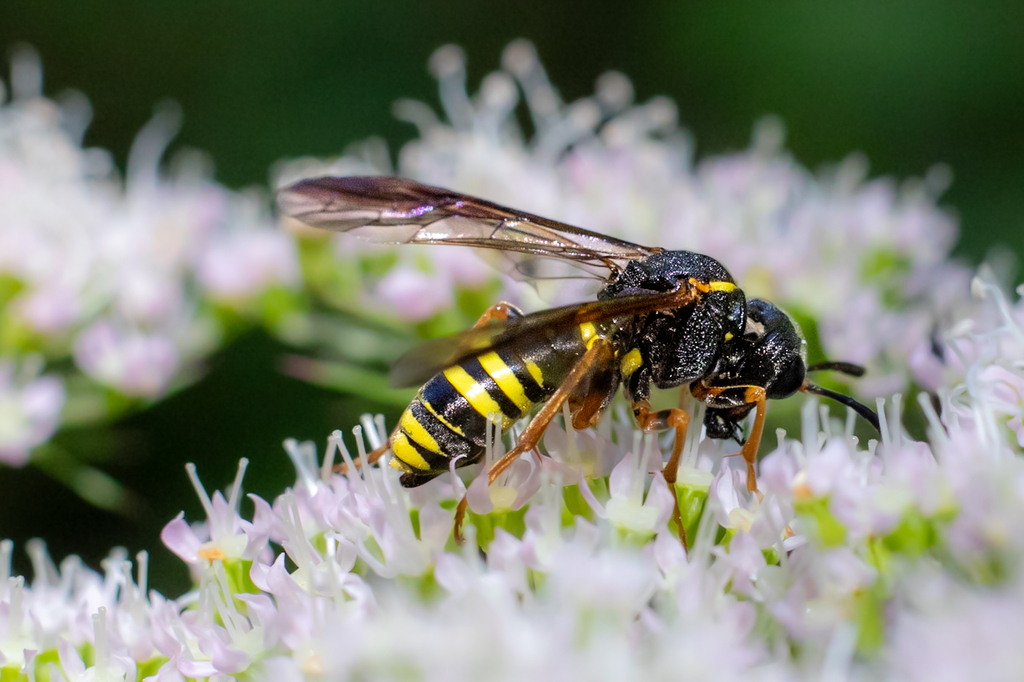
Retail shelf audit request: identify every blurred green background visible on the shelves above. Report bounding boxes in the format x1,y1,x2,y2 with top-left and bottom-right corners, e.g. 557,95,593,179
1,0,1022,595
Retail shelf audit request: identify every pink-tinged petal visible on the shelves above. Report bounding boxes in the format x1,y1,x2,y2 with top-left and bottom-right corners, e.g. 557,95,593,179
237,594,278,633
265,554,304,601
160,513,202,564
176,655,219,679
434,552,473,594
487,528,524,574
238,518,270,561
980,365,1024,407
575,468,607,519
709,469,741,527
608,450,636,499
146,658,186,682
148,595,186,657
465,473,493,514
418,502,453,551
908,340,947,390
644,471,675,528
510,458,542,510
806,440,854,497
717,531,766,598
653,525,687,574
758,447,799,499
57,638,85,678
249,493,286,543
249,559,273,593
199,628,252,675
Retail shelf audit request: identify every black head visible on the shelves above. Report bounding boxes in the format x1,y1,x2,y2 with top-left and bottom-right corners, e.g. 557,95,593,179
700,298,880,439
702,298,807,402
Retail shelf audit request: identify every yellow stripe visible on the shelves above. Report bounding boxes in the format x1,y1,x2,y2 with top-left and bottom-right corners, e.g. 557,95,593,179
579,322,598,349
478,352,532,412
620,348,643,377
400,410,442,454
420,398,465,437
443,365,504,418
391,432,430,470
526,361,544,388
688,278,737,294
389,458,411,473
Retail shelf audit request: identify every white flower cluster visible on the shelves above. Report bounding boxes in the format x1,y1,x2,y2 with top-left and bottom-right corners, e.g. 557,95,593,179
0,48,300,465
277,40,971,398
2,277,1021,681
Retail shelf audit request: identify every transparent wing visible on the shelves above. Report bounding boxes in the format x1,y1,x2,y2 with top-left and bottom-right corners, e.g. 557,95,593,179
389,286,699,387
277,176,659,279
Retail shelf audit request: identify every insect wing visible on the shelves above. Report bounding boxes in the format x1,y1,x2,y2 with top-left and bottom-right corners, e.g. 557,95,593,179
389,287,699,387
277,176,658,276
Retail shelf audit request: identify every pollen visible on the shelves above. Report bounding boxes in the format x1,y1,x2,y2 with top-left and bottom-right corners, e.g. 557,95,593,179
197,545,227,562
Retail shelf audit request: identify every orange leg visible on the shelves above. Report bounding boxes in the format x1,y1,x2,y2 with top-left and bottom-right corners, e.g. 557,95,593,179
692,384,767,495
453,338,610,544
471,301,520,328
633,399,690,548
332,441,389,475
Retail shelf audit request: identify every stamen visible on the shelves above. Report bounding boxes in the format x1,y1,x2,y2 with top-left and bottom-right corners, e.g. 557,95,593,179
93,607,108,675
360,414,383,450
26,538,57,586
284,439,316,489
8,576,24,636
429,44,473,132
393,98,441,138
801,397,820,457
594,71,634,114
57,89,92,144
0,539,12,591
561,402,579,466
352,425,373,494
819,404,833,441
137,550,149,602
331,430,361,489
917,391,948,448
876,398,891,458
228,457,250,511
185,462,216,520
448,453,468,496
320,432,337,483
478,71,519,127
126,101,181,192
680,393,706,470
10,44,43,100
501,39,561,132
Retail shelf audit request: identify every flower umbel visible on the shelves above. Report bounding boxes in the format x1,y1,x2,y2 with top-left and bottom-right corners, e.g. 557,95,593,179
5,39,1024,682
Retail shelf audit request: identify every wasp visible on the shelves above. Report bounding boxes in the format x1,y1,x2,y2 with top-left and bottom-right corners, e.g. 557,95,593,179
278,176,880,543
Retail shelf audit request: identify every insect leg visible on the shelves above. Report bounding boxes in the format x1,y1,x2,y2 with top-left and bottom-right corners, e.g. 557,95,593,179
453,337,612,544
692,384,767,496
632,400,690,548
471,301,522,328
332,440,390,475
